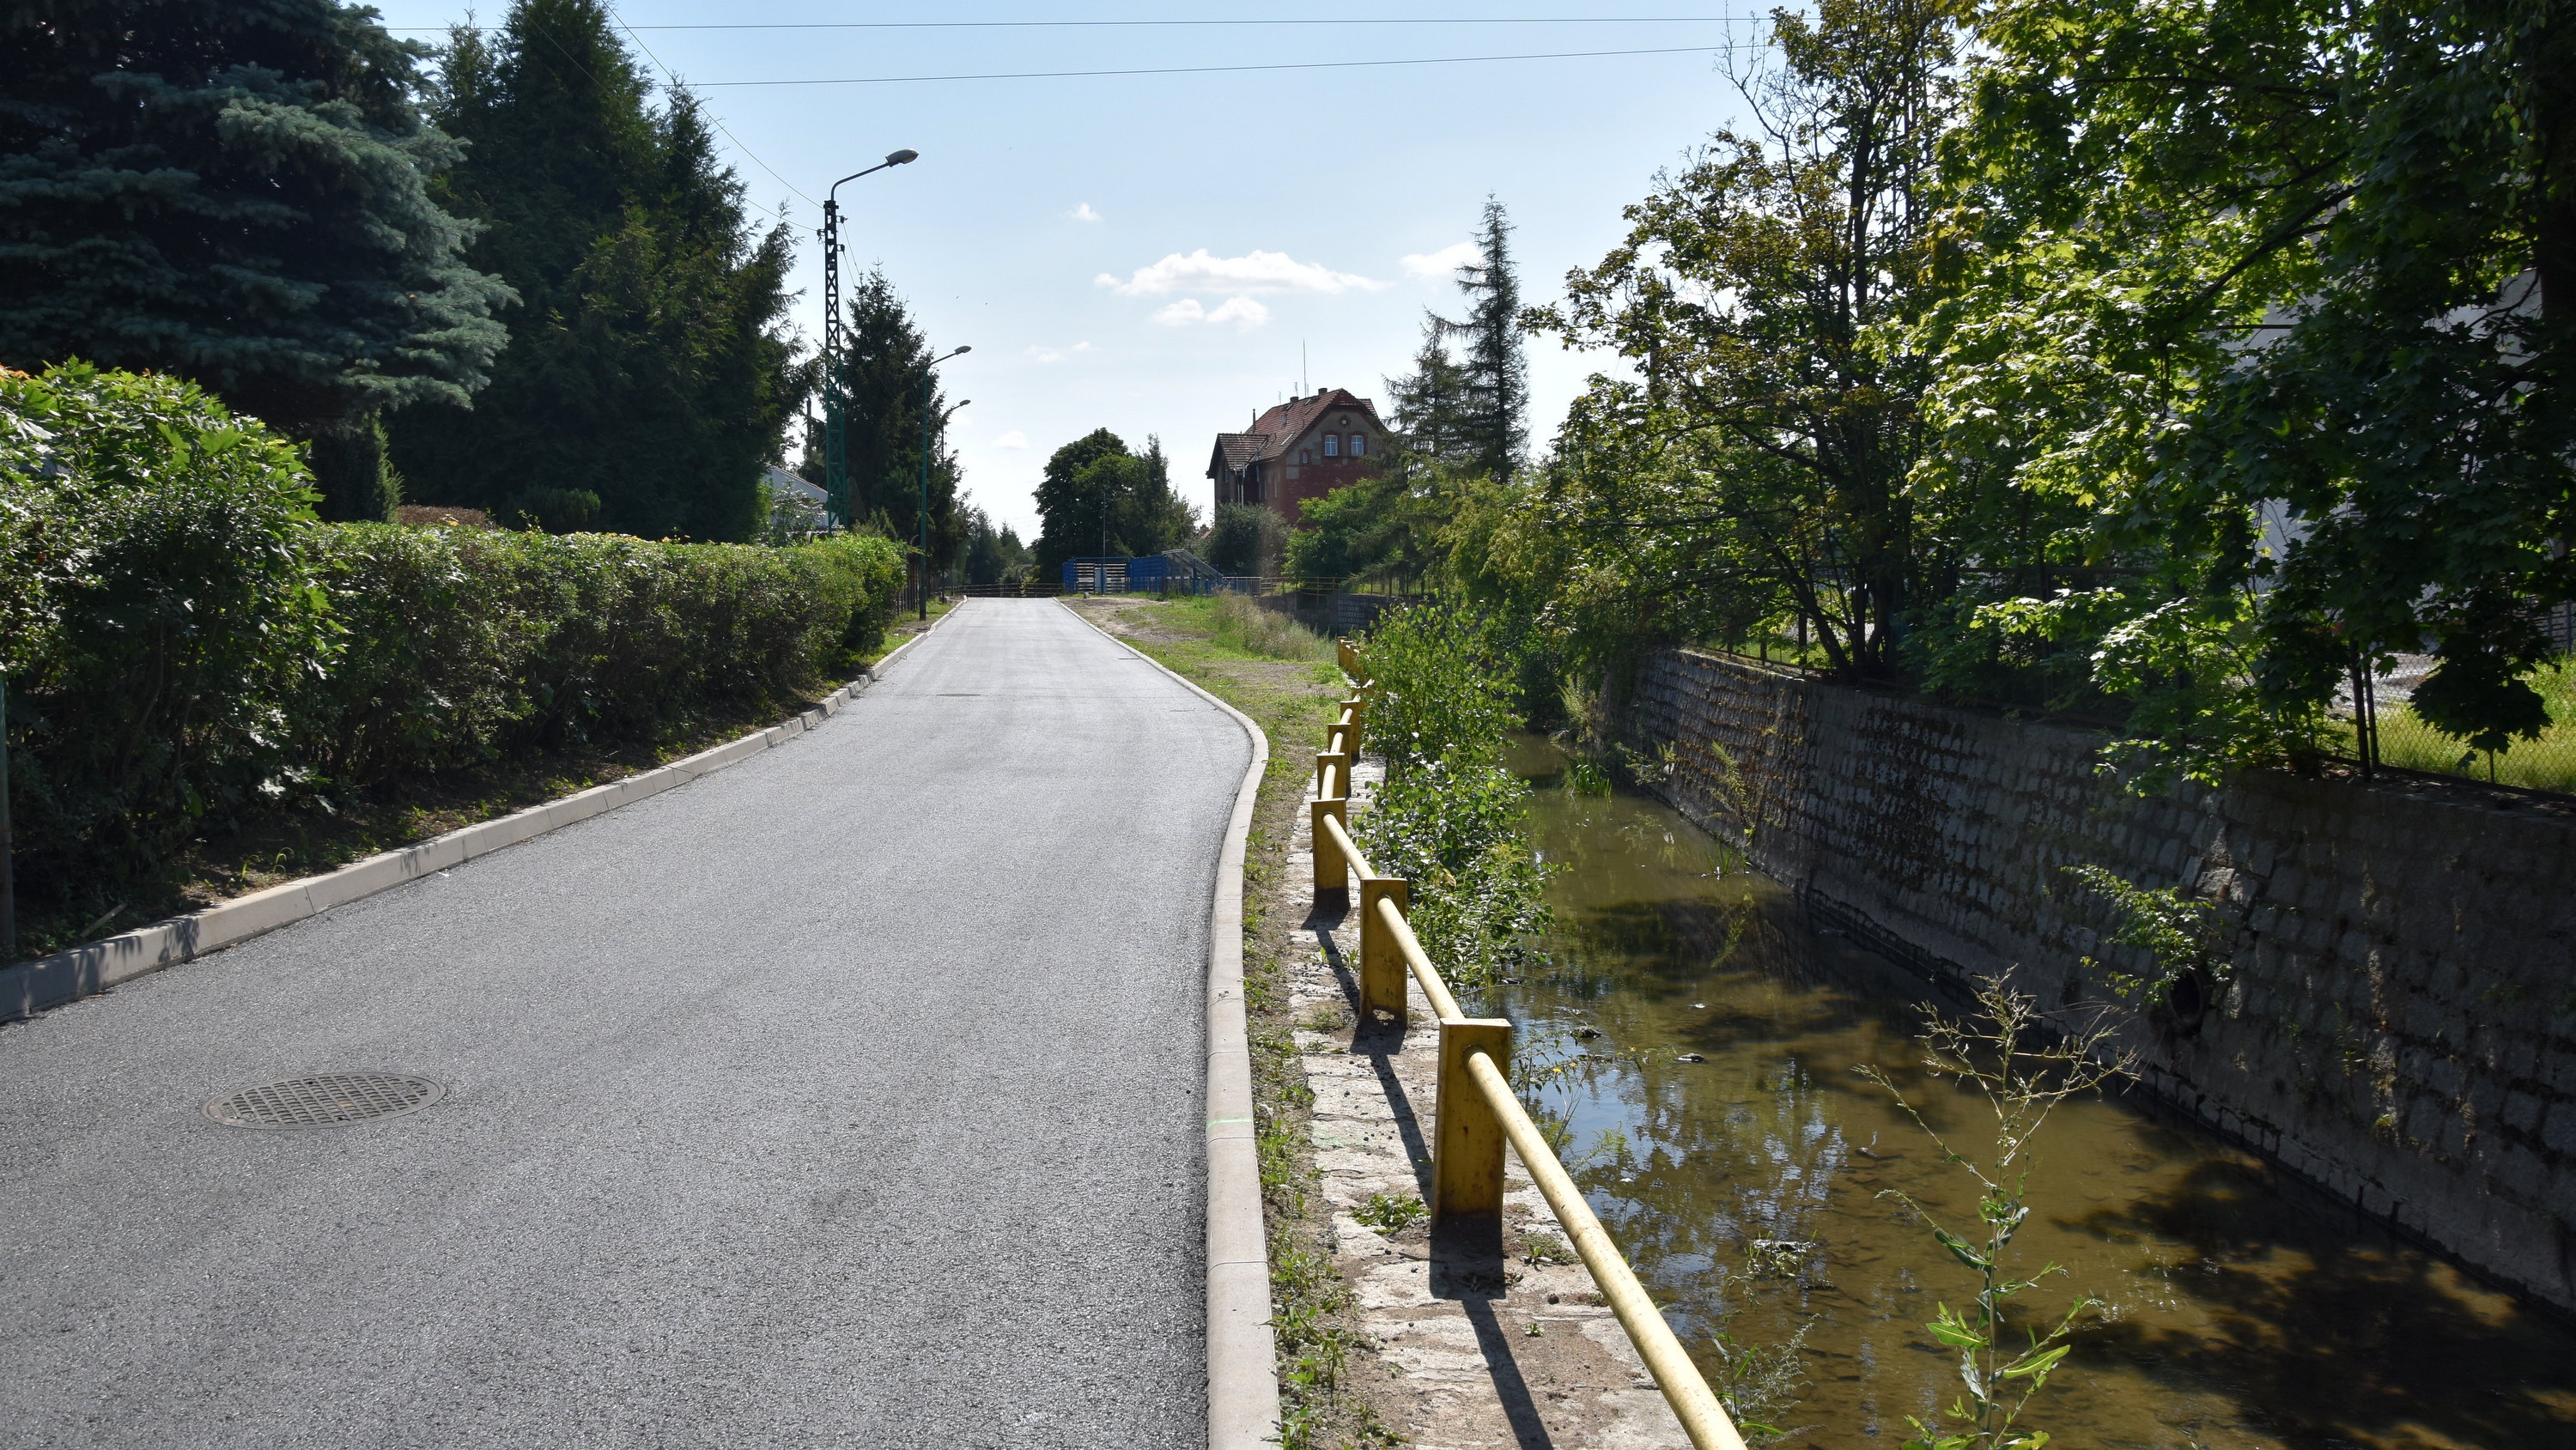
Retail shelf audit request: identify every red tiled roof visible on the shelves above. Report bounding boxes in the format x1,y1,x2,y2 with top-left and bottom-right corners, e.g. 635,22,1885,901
1242,388,1383,464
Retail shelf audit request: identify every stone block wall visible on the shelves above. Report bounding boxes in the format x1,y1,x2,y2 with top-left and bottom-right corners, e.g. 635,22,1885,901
1613,646,2576,1313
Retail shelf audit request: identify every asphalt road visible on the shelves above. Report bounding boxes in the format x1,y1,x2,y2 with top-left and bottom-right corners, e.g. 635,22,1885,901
0,599,1251,1449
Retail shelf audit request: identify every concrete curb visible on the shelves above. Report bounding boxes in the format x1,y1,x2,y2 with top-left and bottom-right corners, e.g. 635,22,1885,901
1058,600,1282,1450
0,621,944,1024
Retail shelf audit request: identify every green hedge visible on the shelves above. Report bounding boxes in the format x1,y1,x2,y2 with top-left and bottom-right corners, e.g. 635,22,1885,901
1,363,905,896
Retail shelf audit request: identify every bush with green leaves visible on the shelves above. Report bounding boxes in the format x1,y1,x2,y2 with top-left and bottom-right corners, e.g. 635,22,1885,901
0,362,337,887
2,363,904,904
1352,603,1549,989
1358,604,1519,773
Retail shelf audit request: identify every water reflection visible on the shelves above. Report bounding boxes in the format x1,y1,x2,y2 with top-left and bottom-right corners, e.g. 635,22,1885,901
1479,737,2576,1450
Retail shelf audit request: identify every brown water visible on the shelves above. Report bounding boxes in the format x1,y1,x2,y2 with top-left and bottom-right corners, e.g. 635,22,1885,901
1480,738,2576,1450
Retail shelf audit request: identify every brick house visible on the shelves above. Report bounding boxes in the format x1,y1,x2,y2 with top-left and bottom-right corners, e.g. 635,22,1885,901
1206,388,1390,523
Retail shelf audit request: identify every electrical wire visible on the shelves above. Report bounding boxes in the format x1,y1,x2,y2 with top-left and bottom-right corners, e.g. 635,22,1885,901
393,15,1765,33
694,44,1755,88
600,1,817,208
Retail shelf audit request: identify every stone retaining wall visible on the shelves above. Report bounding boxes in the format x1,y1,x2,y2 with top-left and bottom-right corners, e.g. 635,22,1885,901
1613,646,2576,1313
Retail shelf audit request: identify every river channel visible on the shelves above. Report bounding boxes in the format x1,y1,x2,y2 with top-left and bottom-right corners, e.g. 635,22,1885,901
1479,738,2576,1450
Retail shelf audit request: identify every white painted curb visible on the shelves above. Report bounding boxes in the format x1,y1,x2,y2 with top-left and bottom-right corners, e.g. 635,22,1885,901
1058,599,1282,1450
0,620,945,1023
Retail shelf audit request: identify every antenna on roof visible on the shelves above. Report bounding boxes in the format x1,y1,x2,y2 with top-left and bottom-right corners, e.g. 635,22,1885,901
1302,341,1308,397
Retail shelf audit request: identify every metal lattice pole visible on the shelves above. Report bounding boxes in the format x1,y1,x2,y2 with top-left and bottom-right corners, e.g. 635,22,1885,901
821,197,847,533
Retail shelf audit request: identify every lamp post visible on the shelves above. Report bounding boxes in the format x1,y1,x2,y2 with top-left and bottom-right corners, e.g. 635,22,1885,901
820,149,917,533
915,346,969,617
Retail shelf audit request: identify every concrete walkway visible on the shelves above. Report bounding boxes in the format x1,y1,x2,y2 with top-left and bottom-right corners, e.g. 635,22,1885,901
0,599,1250,1450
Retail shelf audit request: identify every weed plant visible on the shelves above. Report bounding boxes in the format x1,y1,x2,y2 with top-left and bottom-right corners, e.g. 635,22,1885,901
1859,976,2137,1450
1205,592,1338,662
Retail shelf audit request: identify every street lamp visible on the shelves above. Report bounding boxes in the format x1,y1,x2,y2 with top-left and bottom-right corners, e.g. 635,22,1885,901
916,345,969,617
820,149,917,532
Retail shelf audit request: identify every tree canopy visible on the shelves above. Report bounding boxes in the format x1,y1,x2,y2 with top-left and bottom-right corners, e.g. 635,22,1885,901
0,0,512,510
1030,429,1195,579
386,0,799,542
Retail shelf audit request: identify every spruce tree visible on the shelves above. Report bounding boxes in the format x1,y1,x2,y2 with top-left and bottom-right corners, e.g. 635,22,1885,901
1386,197,1527,481
801,269,965,565
0,0,511,519
388,0,799,541
1453,198,1530,482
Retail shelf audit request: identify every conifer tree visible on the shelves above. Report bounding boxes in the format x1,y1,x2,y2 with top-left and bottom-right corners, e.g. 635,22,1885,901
388,0,799,541
0,0,512,519
1453,198,1530,482
1387,197,1528,481
799,269,964,565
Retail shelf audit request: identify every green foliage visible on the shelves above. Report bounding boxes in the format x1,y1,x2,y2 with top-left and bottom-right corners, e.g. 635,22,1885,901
1859,979,2136,1450
1352,604,1552,988
1356,764,1554,990
1279,458,1449,587
0,364,901,898
2063,865,2225,1004
1358,604,1520,773
300,526,901,792
1205,501,1283,577
1393,197,1528,482
1524,0,1961,682
1206,595,1336,663
0,363,334,892
1352,1192,1427,1234
1030,428,1196,578
799,267,966,563
1917,0,2576,775
388,0,799,542
0,0,510,434
959,506,1030,586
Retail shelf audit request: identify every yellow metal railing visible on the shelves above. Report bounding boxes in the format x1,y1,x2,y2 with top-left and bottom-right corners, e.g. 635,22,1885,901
1315,641,1749,1450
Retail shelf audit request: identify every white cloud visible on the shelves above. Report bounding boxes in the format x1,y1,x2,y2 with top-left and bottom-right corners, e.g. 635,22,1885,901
1098,248,1382,297
1401,241,1480,279
1069,203,1102,222
1206,296,1270,329
992,429,1029,450
1154,296,1270,331
1024,342,1093,363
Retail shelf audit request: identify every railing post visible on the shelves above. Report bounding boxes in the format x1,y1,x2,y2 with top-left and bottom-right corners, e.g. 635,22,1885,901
1314,749,1349,798
1357,876,1408,1020
1311,798,1349,907
1433,1018,1512,1225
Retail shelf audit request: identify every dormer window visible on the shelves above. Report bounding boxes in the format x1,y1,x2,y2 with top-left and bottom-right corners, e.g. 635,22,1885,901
1322,434,1340,458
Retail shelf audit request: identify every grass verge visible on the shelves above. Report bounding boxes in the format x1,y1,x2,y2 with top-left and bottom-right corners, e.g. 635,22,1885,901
1068,595,1400,1450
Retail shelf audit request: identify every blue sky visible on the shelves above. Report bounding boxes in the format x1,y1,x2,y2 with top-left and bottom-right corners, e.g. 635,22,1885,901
369,3,1766,537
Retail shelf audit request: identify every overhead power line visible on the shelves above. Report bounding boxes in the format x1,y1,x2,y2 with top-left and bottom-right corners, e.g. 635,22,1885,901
392,15,1766,33
600,1,817,208
691,44,1756,89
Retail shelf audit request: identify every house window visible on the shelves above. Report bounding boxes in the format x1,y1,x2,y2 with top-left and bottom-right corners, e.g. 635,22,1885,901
1323,434,1340,458
1298,449,1311,464
1349,434,1366,457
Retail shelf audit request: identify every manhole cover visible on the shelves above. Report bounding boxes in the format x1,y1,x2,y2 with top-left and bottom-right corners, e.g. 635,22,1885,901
205,1073,445,1130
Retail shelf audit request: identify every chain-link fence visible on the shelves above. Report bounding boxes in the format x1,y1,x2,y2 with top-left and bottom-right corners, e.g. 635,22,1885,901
2324,654,2576,796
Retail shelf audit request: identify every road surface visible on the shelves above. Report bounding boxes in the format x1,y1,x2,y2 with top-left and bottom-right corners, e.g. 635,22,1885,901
0,599,1250,1449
